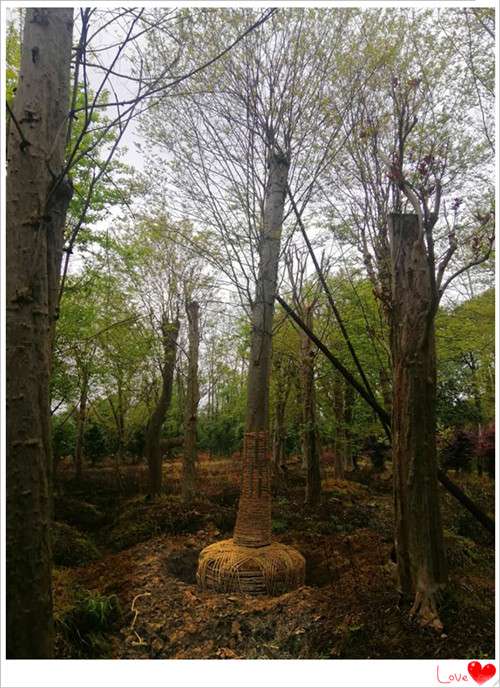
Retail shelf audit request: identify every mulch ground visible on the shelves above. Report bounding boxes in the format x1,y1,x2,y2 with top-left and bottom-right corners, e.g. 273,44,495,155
53,459,496,660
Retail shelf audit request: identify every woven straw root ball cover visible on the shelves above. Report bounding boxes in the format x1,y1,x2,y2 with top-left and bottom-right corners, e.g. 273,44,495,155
197,539,305,595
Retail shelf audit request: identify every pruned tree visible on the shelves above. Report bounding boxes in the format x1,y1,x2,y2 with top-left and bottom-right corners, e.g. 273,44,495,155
316,8,495,629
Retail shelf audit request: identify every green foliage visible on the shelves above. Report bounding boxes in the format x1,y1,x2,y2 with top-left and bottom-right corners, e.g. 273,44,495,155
436,289,494,429
271,518,288,534
53,417,77,461
83,422,109,465
5,11,22,105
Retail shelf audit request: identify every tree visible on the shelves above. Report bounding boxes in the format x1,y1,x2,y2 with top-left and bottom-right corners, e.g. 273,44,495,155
436,288,495,430
6,7,277,656
144,316,180,496
182,300,200,502
285,247,323,504
316,9,494,628
389,214,447,629
6,8,74,658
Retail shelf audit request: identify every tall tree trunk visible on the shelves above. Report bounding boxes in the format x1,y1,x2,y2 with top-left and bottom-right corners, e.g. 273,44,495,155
116,378,125,463
390,213,447,630
343,381,354,471
233,151,289,547
144,318,179,497
300,305,321,506
271,354,290,475
6,8,73,658
74,371,89,478
333,373,345,478
182,301,200,502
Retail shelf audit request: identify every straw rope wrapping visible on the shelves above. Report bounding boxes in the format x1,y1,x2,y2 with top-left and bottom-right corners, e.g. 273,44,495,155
233,431,272,547
197,539,305,595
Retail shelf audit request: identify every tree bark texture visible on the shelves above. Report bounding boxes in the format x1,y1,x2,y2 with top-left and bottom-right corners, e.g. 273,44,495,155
6,8,74,658
271,354,291,475
333,373,345,479
182,301,200,502
389,213,447,628
144,318,179,497
74,370,89,479
233,152,289,547
300,305,321,506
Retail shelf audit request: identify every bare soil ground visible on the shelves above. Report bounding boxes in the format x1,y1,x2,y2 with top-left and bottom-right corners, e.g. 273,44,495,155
53,456,495,659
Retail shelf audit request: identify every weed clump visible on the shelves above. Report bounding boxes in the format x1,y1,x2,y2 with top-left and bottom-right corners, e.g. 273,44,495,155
54,576,122,658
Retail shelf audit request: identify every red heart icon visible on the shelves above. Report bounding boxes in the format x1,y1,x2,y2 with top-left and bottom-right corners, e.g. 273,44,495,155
468,661,496,685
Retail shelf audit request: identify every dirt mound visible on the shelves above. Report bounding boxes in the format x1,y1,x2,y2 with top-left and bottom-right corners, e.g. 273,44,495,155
52,522,101,567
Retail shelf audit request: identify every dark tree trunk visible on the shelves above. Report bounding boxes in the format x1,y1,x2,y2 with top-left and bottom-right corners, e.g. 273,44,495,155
300,305,321,506
233,151,289,547
271,354,290,475
390,213,447,630
271,411,286,475
182,301,200,502
74,371,89,479
277,294,495,534
6,8,74,658
115,379,125,463
333,373,345,479
343,381,354,471
144,318,179,497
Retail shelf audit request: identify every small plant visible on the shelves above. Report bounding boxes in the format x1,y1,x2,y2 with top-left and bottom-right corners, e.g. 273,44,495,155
56,588,122,658
79,593,120,628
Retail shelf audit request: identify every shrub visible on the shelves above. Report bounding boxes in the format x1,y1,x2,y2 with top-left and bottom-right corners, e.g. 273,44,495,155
84,422,109,465
476,424,495,478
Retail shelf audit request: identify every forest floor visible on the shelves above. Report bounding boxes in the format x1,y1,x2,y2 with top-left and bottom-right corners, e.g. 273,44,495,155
52,455,495,660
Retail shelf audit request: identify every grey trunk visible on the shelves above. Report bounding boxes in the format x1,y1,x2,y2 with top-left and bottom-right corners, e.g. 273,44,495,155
6,8,74,658
233,152,289,547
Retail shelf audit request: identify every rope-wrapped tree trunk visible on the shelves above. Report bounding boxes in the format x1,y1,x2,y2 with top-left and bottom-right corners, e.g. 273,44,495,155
197,151,305,594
